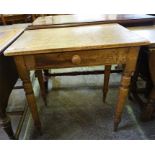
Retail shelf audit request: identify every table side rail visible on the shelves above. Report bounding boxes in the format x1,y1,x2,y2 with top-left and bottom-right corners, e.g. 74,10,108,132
22,47,132,70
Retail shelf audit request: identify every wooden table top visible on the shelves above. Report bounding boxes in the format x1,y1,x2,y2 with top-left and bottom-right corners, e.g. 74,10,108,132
32,14,155,26
33,16,53,25
128,25,155,46
4,24,149,56
0,24,29,54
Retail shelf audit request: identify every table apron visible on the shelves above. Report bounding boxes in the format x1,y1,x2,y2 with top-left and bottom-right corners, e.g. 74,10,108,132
23,47,132,70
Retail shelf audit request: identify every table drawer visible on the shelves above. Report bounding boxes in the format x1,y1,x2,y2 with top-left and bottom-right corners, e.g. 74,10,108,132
33,48,128,69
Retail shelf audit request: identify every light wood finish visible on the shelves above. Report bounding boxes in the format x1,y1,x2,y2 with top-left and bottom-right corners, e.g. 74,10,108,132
53,14,155,25
25,48,128,70
14,56,41,131
32,14,71,25
128,25,155,46
30,15,155,103
0,23,30,30
114,47,140,130
0,24,29,53
0,29,24,53
4,24,149,131
33,16,53,25
31,14,155,29
5,24,148,56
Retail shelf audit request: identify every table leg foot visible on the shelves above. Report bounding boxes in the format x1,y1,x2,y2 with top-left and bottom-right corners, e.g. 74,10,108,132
114,116,121,132
114,75,131,131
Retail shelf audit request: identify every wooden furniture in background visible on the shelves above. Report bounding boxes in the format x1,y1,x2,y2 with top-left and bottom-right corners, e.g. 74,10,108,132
1,15,6,25
0,24,29,139
128,25,155,120
29,14,155,29
4,24,148,132
31,14,71,23
0,14,33,25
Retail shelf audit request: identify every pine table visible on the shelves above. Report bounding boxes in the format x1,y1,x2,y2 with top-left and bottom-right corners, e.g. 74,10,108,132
4,23,149,132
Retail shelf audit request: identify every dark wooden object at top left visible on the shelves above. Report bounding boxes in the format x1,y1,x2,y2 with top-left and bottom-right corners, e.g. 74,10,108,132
0,55,18,139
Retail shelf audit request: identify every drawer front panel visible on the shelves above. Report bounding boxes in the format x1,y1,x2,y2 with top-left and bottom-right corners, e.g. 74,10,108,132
35,48,128,69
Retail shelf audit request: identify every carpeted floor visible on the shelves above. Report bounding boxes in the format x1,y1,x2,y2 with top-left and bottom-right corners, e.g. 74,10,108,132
1,66,155,140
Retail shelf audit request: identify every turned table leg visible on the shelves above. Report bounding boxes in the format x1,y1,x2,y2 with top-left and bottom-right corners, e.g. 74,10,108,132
103,65,111,102
14,56,41,131
114,72,132,131
114,47,140,131
35,70,47,106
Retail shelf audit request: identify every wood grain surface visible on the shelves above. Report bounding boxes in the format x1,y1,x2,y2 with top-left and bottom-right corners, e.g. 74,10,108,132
33,16,53,25
53,14,155,25
128,25,155,45
4,24,149,56
32,14,155,26
0,24,29,53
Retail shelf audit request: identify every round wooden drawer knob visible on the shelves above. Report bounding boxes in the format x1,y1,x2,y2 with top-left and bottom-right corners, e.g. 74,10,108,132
72,55,81,65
